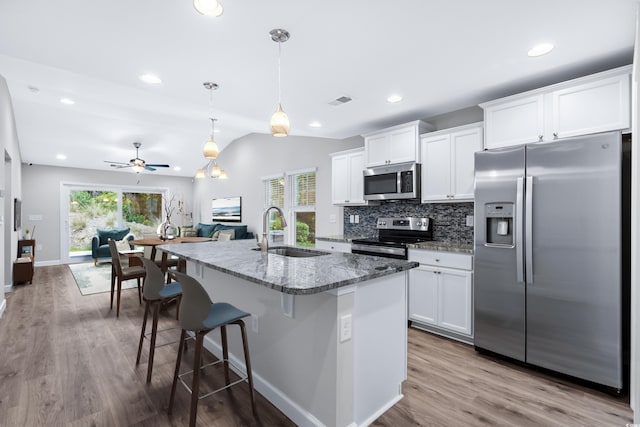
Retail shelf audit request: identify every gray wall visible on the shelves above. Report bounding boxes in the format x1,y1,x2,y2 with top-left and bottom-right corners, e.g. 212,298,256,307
21,165,194,264
193,133,363,240
0,74,23,310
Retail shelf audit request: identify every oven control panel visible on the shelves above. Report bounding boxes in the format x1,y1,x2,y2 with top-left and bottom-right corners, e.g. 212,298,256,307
376,217,431,231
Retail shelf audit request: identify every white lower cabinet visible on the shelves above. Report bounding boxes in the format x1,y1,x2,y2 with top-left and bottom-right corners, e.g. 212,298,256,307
408,249,473,343
315,239,351,253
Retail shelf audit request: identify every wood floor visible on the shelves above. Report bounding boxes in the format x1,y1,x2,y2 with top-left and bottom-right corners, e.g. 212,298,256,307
0,265,633,426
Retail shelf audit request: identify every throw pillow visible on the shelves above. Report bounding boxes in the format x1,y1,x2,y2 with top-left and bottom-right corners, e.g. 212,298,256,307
196,223,217,238
97,227,131,246
115,238,131,252
218,229,235,241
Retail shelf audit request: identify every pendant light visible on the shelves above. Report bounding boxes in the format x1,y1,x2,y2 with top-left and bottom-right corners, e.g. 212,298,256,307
195,169,206,179
193,0,223,17
202,82,219,159
269,28,290,137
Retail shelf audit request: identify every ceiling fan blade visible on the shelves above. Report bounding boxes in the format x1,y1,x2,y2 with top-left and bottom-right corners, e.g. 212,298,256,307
144,165,157,171
104,160,130,165
110,164,133,169
146,163,170,168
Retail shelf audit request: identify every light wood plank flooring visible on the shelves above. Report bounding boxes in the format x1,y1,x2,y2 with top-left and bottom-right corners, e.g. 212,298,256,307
0,265,633,426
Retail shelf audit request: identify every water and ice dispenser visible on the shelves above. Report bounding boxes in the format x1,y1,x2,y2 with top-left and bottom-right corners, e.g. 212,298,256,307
485,203,514,246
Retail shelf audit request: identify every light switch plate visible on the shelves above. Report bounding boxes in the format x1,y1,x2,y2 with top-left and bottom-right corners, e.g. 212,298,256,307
466,215,474,227
349,214,355,224
354,215,359,224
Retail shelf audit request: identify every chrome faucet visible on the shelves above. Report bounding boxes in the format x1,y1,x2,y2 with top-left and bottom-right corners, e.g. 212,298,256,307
262,206,287,252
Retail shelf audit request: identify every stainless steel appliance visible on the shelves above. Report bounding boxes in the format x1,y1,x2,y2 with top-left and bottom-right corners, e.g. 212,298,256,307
363,162,420,201
351,217,432,259
474,132,623,390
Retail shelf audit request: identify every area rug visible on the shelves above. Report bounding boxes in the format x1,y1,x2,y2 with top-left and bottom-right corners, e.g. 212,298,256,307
69,262,137,296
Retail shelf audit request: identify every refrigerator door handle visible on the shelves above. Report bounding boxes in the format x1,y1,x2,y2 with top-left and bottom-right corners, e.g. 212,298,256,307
516,176,524,283
525,175,534,284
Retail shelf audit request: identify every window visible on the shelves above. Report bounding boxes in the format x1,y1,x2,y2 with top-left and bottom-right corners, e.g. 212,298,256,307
263,169,316,247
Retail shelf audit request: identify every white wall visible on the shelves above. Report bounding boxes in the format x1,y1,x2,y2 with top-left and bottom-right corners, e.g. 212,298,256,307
193,132,363,240
0,74,23,315
21,164,194,264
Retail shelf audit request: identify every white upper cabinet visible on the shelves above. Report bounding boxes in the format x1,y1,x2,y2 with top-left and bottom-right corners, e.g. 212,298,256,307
421,123,483,202
330,148,367,205
363,120,434,167
481,66,631,150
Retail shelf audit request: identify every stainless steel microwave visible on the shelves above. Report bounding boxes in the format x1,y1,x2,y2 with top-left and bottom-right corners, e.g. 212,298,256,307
363,162,421,201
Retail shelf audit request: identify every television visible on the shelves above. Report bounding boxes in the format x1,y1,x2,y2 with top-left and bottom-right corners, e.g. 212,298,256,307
14,198,21,231
211,196,242,222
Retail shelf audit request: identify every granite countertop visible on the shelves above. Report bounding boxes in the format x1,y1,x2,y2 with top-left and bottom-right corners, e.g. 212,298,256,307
407,241,474,254
158,239,418,295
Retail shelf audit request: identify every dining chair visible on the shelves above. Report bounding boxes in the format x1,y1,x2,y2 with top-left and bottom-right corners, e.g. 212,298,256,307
108,239,145,318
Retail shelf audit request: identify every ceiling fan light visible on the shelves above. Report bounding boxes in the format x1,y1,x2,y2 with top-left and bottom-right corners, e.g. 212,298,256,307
270,104,290,137
203,138,219,159
195,169,206,179
193,0,223,17
132,164,144,174
210,164,222,177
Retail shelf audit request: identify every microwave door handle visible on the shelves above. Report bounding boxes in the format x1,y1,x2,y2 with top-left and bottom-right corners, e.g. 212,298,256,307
516,177,524,283
397,171,402,193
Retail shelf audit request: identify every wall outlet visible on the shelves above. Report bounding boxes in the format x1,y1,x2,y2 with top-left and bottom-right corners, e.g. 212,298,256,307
339,314,352,343
354,215,359,224
349,214,355,224
252,315,259,333
466,215,474,227
36,244,43,251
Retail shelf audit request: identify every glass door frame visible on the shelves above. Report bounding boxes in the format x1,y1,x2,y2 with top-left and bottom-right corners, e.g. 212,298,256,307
60,182,169,264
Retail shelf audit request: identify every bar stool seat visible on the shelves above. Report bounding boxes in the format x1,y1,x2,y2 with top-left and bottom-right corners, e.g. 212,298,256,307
168,271,256,427
136,257,182,383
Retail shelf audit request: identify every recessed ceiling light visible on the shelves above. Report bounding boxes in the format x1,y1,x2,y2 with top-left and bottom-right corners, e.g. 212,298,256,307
387,94,403,103
60,98,75,105
193,0,223,16
528,43,554,57
173,166,181,171
309,121,322,128
139,74,162,85
56,154,67,160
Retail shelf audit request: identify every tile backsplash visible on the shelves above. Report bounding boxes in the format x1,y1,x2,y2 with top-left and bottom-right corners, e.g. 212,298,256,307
344,202,474,243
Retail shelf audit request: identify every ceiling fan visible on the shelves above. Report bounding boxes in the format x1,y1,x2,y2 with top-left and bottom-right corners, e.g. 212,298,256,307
104,142,170,173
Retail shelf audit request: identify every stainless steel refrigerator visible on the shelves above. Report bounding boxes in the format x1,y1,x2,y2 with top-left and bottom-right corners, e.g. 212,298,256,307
474,132,622,390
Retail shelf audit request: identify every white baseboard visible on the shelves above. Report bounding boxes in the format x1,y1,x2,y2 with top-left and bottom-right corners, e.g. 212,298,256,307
0,297,6,319
34,259,61,267
202,335,326,427
4,284,13,293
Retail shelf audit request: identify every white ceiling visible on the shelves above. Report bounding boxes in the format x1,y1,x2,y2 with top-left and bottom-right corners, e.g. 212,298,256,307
0,0,636,177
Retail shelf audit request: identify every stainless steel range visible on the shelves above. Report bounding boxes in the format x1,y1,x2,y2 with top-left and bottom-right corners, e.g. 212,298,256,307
351,217,433,259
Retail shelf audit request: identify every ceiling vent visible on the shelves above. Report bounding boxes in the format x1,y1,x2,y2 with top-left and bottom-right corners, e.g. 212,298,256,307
329,95,353,106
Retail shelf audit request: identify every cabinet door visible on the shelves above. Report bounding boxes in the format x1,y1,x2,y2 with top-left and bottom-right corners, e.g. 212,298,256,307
348,151,365,204
484,94,544,149
551,74,630,139
438,268,472,336
409,266,438,325
451,126,483,200
365,134,390,167
331,154,351,204
421,134,451,202
389,126,417,164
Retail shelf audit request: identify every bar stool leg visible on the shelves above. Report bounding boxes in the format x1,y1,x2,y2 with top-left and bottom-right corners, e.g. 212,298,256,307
189,332,205,427
116,279,122,318
237,320,257,416
137,278,142,304
220,325,230,385
168,329,187,415
136,300,151,365
110,266,116,310
147,302,160,383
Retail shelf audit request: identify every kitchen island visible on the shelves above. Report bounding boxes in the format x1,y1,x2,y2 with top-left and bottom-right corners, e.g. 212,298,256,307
159,239,417,427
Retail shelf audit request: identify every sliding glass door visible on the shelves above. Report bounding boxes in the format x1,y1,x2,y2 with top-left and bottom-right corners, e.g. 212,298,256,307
62,184,166,263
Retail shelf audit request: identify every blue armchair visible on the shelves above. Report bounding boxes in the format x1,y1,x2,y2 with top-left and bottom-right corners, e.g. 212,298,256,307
91,227,134,265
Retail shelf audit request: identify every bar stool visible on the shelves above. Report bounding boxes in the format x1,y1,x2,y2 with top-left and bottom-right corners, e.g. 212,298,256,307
168,271,256,427
136,257,183,383
108,239,145,318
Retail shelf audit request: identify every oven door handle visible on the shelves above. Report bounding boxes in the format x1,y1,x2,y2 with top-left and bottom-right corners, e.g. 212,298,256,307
351,244,406,257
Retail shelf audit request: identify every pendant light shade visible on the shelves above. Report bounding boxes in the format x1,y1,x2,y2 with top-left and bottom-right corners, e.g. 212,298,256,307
270,29,290,137
195,169,206,179
219,169,228,179
193,0,223,17
270,104,290,137
210,163,221,177
203,118,219,159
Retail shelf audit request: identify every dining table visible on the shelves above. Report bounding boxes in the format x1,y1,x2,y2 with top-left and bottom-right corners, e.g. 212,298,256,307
129,236,213,273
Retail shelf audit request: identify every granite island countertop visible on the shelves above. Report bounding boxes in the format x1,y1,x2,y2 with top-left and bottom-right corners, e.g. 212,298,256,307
158,239,418,295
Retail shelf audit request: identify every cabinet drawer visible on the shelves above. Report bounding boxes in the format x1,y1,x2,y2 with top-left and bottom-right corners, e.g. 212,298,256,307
315,240,351,253
408,249,472,270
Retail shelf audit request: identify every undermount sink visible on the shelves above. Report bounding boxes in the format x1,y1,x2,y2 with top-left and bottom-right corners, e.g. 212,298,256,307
252,246,329,258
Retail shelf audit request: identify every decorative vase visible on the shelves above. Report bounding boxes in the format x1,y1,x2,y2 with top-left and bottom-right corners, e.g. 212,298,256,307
157,219,178,239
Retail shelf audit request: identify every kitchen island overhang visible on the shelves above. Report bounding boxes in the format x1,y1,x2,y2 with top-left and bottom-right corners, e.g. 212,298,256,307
159,240,417,427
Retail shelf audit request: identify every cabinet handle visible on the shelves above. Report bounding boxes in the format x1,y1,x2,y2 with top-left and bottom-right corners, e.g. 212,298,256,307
553,132,558,139
435,259,440,262
345,200,349,203
538,135,544,142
